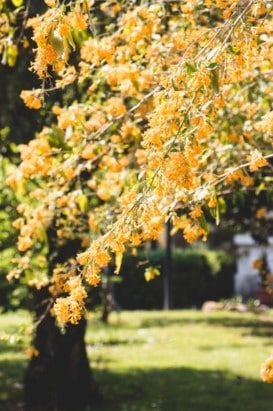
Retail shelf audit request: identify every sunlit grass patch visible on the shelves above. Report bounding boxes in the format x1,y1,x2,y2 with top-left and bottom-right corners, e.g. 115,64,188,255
86,310,273,411
0,310,31,410
1,309,273,410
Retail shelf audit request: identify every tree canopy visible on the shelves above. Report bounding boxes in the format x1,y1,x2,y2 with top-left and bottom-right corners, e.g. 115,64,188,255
1,0,273,367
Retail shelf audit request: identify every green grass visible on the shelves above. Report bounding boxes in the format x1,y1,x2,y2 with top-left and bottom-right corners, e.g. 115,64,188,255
2,310,273,410
0,310,31,411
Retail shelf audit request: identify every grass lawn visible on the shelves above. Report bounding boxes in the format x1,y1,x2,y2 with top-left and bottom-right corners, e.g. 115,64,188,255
1,309,273,410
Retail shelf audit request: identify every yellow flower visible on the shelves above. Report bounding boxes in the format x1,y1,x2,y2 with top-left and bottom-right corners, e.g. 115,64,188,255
252,258,263,270
86,271,101,287
63,166,75,180
77,250,90,265
20,90,42,110
189,207,203,219
261,356,273,383
44,0,57,7
52,297,70,325
144,266,160,282
247,150,268,172
256,207,266,219
96,251,111,267
81,144,96,160
25,346,39,358
106,97,127,117
17,236,32,252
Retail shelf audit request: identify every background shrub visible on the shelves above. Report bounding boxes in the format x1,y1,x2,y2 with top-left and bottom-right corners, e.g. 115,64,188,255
113,248,236,310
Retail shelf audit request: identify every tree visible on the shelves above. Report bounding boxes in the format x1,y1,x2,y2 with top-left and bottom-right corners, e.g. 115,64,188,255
1,0,273,406
0,154,19,309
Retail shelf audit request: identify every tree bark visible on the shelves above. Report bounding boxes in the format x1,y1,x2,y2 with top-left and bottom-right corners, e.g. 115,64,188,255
24,235,100,410
24,295,99,410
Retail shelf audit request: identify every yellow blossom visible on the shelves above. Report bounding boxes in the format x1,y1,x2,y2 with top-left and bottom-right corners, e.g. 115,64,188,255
44,0,57,7
261,356,273,383
20,90,42,110
256,207,266,219
17,236,32,252
144,266,160,282
25,346,39,358
247,150,268,172
189,207,203,219
77,251,90,266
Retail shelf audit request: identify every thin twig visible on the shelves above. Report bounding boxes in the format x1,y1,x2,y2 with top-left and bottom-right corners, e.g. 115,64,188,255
15,0,31,46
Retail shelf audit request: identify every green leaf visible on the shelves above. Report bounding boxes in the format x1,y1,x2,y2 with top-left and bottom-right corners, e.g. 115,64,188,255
9,142,18,153
210,197,226,226
37,227,48,244
171,76,179,91
109,275,123,283
49,30,64,57
66,31,76,50
185,62,197,75
207,62,218,71
228,45,240,55
77,194,89,213
210,70,219,93
115,252,123,275
11,0,24,7
7,45,18,67
198,215,208,232
218,197,226,214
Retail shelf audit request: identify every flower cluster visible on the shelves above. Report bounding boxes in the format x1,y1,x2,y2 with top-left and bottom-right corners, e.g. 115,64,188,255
4,0,273,341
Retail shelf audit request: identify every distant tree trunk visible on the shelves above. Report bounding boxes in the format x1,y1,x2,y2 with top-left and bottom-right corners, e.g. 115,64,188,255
100,265,120,324
163,220,172,310
24,236,100,411
100,275,112,324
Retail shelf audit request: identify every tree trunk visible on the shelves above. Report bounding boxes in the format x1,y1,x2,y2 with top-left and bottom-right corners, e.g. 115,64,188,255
163,220,172,310
24,288,100,411
24,230,101,410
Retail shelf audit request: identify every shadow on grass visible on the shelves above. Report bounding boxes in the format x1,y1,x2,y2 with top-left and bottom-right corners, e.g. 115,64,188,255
140,314,273,339
1,358,273,411
0,358,26,411
89,337,145,347
93,366,273,411
0,340,26,354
